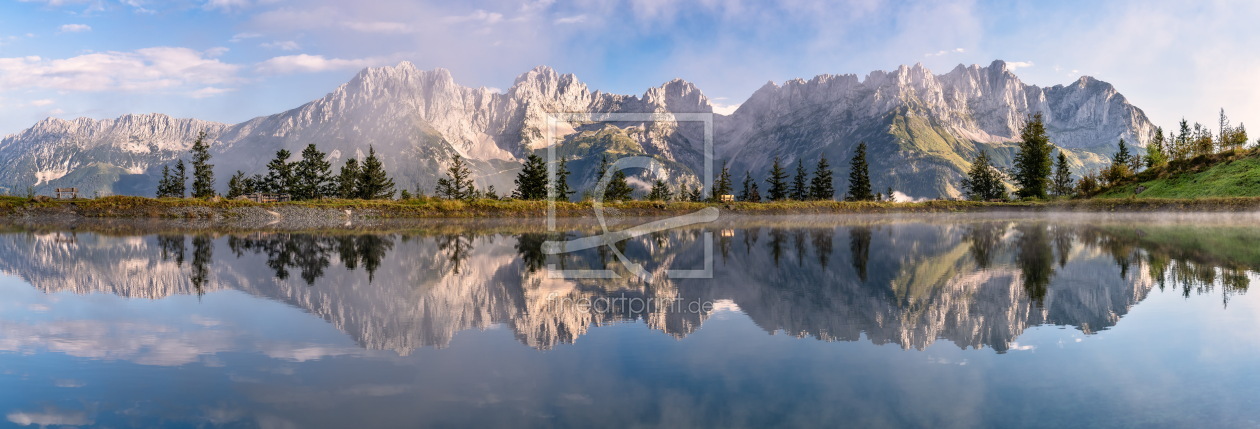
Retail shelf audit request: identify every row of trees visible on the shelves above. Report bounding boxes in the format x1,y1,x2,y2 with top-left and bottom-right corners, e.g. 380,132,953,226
156,132,215,198
156,132,397,201
227,144,395,200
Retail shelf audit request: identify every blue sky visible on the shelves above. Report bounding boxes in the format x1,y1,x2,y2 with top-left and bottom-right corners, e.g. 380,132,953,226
1,0,1258,136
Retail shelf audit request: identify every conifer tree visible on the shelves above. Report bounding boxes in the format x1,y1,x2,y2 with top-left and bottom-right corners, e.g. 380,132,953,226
846,142,873,201
264,149,294,194
337,158,360,199
1146,127,1167,168
513,153,548,200
435,154,472,200
711,161,733,201
1051,151,1073,197
1103,139,1133,184
747,179,761,202
189,131,215,198
552,158,573,202
357,146,396,199
765,156,789,201
156,165,173,198
809,155,834,200
595,155,633,201
647,179,672,201
173,160,187,198
226,171,249,199
791,159,808,200
1012,113,1054,199
290,144,336,200
961,150,1007,201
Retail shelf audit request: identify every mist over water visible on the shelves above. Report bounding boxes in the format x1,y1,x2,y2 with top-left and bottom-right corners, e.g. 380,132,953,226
1,215,1257,427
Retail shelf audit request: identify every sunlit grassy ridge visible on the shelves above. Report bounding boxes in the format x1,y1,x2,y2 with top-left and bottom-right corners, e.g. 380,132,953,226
1095,150,1260,199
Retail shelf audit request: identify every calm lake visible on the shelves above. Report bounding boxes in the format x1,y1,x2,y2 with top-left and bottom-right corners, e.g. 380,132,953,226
2,215,1258,428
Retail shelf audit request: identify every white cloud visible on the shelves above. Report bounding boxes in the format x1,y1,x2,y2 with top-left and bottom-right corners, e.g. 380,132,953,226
230,32,262,42
554,14,587,24
204,0,251,11
1006,61,1034,71
711,102,740,115
0,47,241,95
191,87,234,98
443,10,504,25
57,24,91,33
260,40,300,51
255,54,377,74
6,408,91,427
343,21,414,34
29,99,54,107
926,47,965,57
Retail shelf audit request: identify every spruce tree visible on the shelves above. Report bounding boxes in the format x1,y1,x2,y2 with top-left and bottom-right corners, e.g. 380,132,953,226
189,131,215,198
1012,113,1054,199
1103,139,1133,184
173,160,187,198
810,155,834,200
226,171,249,199
552,158,573,202
1146,127,1167,168
291,144,335,200
647,179,672,201
791,160,808,200
711,161,733,201
846,142,873,201
747,180,761,202
156,165,173,198
595,155,633,201
1051,151,1073,197
765,156,789,201
514,153,548,200
337,159,360,199
435,154,473,200
961,150,1007,201
357,146,396,199
264,149,294,195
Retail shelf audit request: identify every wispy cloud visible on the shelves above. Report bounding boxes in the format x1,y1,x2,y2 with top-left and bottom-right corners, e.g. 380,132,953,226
342,21,413,34
260,40,300,51
1006,61,1034,71
554,14,587,25
57,24,91,33
443,10,504,25
0,47,240,95
255,54,378,74
925,48,965,57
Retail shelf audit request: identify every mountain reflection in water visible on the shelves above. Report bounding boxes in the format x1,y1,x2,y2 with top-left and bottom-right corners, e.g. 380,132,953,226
1,220,1249,355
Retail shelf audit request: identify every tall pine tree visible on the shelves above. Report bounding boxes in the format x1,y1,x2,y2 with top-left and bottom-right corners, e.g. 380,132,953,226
595,155,634,201
1051,151,1073,197
711,161,733,201
790,160,808,200
173,160,187,198
845,142,873,201
961,150,1007,201
226,171,250,198
765,157,789,201
264,150,294,194
357,146,396,199
552,158,573,202
1012,113,1054,199
513,153,548,200
435,154,473,200
647,179,672,201
189,131,215,198
156,165,173,198
809,155,834,200
291,144,336,200
337,158,360,199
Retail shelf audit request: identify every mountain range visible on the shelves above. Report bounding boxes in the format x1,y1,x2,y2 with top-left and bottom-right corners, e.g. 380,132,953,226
0,60,1154,199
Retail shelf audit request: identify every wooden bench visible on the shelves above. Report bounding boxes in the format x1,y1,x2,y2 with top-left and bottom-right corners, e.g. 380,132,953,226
54,188,78,199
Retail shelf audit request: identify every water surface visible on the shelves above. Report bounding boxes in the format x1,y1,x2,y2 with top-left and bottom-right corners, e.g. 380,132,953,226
1,216,1258,428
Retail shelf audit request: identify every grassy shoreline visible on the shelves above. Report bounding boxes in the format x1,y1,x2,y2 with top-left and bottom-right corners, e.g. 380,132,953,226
6,195,1260,220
